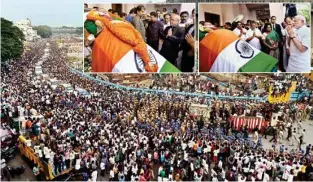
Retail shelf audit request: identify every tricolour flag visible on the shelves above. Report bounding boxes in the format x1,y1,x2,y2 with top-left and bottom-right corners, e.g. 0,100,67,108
92,29,180,73
199,29,278,72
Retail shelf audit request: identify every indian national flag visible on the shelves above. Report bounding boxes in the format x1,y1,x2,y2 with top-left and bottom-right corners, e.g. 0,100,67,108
199,29,278,72
91,23,180,73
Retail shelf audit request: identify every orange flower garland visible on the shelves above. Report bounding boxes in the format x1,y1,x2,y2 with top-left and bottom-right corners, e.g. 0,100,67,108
87,10,158,72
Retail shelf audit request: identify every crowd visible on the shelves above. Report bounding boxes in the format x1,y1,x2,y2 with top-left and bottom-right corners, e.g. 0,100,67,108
85,4,195,72
201,14,310,72
1,41,313,181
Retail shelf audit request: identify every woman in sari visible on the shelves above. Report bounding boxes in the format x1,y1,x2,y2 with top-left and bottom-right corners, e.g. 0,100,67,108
262,23,280,60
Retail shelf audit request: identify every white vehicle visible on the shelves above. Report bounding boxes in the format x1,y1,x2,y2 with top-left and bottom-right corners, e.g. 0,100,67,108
48,78,61,90
61,84,74,93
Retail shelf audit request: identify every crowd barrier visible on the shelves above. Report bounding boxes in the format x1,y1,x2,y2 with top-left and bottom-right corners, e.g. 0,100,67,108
65,64,266,101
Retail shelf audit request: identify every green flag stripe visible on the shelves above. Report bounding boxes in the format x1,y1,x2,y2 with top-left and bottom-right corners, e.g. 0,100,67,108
238,52,278,72
160,60,181,72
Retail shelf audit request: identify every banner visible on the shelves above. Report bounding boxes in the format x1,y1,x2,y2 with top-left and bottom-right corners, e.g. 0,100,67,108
268,86,292,103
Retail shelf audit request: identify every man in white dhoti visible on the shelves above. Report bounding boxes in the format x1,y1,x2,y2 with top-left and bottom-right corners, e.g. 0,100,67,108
286,15,310,72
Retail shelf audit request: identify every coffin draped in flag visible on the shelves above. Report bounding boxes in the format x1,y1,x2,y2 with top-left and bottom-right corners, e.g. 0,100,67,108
86,10,180,73
199,29,278,72
231,116,267,130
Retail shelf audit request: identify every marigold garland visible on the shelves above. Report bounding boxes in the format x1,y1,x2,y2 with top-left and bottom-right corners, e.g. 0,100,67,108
87,10,158,72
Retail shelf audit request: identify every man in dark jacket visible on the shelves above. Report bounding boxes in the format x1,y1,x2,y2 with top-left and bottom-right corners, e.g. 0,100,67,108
146,12,164,52
160,14,185,65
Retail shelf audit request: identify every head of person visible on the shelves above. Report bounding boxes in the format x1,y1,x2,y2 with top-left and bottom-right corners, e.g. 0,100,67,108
281,22,287,29
236,21,243,29
150,12,158,22
284,16,293,26
129,8,136,17
293,15,306,29
173,8,178,14
163,8,167,13
247,20,251,26
164,14,170,24
136,5,146,16
264,18,269,23
112,10,119,16
84,3,88,8
271,16,277,24
224,22,231,29
156,10,161,17
170,14,180,26
250,20,257,29
108,9,113,13
264,23,272,33
180,11,189,23
199,21,205,26
93,6,99,11
120,13,127,19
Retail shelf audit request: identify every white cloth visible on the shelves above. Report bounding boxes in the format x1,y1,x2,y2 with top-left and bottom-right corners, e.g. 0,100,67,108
233,28,247,40
245,28,262,50
287,25,310,72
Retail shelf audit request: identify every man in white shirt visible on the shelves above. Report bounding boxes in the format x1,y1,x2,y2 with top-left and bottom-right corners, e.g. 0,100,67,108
233,21,247,40
245,21,262,49
91,169,98,182
286,15,310,72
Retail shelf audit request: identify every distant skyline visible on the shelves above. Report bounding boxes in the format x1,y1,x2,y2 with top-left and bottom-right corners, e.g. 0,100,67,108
1,0,83,27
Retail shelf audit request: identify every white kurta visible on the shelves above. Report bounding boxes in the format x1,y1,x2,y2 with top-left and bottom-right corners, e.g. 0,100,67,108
245,28,262,50
287,25,310,72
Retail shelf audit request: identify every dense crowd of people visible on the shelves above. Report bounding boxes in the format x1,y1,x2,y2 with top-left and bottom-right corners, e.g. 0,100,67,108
85,4,195,72
1,41,313,181
200,12,310,72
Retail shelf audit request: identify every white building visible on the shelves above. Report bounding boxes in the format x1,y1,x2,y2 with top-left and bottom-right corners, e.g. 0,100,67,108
15,18,41,42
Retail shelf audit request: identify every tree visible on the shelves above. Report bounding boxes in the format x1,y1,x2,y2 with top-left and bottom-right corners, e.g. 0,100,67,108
298,4,310,25
33,25,52,38
1,18,25,63
75,27,83,35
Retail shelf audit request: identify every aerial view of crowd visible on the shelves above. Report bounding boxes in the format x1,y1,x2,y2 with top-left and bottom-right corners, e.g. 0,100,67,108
1,41,313,181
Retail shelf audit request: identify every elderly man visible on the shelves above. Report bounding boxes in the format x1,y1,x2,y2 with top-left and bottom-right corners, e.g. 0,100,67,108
160,14,185,65
286,15,310,72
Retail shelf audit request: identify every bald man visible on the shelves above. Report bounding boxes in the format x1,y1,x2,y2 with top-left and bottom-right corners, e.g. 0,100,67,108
286,15,310,72
160,14,185,65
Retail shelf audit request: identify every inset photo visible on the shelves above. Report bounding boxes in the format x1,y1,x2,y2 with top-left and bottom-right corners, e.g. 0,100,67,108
84,3,196,73
199,3,311,73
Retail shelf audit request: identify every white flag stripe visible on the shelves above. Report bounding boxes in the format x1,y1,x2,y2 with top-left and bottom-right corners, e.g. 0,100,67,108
209,40,262,72
112,44,167,73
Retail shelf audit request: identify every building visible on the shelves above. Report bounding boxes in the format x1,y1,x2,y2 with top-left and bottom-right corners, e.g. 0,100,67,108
14,18,41,42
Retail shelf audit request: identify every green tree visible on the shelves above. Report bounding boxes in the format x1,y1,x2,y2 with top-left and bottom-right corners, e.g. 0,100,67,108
33,25,52,38
1,18,25,63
